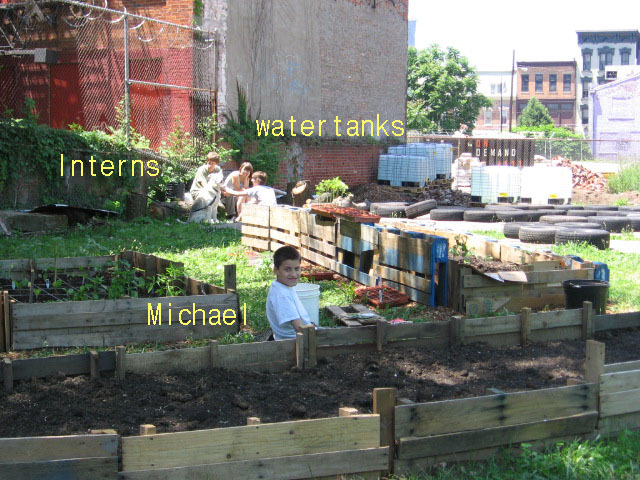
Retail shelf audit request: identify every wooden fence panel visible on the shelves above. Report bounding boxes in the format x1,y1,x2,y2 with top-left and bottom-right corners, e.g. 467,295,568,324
395,384,597,438
121,415,381,471
595,312,640,332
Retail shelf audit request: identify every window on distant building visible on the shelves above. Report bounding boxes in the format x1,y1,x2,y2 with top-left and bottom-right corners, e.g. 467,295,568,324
582,78,591,98
535,74,543,92
521,74,529,92
581,106,589,124
563,74,571,93
620,48,631,65
560,103,573,112
598,47,614,71
582,49,592,70
484,108,493,125
549,74,557,92
598,76,606,85
501,107,508,125
547,103,559,116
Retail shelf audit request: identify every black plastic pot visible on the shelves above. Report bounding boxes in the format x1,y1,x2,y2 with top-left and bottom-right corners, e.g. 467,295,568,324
562,279,610,314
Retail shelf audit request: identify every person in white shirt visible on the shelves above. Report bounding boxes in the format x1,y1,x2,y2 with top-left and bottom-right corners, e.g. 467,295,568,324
266,246,313,340
221,161,253,220
222,171,284,221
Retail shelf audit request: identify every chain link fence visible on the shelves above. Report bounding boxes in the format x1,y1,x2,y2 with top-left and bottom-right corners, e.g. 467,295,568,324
0,0,216,171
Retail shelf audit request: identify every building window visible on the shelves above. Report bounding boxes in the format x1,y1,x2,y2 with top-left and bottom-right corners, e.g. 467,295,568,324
549,74,557,92
581,106,589,124
484,108,493,125
582,50,592,70
620,47,631,65
501,107,508,125
563,74,571,93
490,83,504,94
598,76,606,85
598,47,614,71
560,103,573,111
535,74,543,92
547,103,559,116
581,78,591,99
521,74,529,92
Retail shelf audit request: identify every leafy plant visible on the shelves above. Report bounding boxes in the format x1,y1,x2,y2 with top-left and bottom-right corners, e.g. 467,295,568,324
517,97,553,128
151,264,186,297
315,177,349,197
608,164,640,194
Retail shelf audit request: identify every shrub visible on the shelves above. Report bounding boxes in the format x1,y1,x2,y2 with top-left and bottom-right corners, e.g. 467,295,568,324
315,177,349,197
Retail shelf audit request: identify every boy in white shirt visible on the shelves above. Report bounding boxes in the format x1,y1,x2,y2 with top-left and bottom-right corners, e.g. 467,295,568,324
266,246,313,340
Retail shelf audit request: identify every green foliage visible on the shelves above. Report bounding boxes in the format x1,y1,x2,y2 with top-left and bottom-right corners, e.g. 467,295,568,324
221,81,285,184
517,97,553,128
608,164,640,193
315,177,349,197
614,197,630,206
407,45,491,132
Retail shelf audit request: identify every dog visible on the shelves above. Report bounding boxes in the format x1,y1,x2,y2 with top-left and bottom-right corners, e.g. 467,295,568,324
188,183,223,224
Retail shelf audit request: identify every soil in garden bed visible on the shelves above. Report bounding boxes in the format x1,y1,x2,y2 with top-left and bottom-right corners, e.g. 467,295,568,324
0,328,638,438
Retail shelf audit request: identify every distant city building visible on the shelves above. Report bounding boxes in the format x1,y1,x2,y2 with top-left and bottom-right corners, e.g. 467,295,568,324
516,61,577,130
408,20,416,47
590,72,640,161
576,30,640,135
474,71,515,132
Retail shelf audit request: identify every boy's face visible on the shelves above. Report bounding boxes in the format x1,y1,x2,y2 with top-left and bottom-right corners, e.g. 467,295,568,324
274,258,301,287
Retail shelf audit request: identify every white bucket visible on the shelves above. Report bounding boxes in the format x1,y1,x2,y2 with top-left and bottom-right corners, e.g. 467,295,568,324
294,283,320,326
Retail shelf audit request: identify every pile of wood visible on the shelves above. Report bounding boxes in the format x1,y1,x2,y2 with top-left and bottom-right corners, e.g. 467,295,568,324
555,156,606,191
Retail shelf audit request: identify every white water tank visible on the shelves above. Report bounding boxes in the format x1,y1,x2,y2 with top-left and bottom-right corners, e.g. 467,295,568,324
520,166,573,204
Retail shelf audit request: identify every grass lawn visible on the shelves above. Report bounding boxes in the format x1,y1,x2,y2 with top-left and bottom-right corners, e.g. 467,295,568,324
471,230,640,312
393,429,640,480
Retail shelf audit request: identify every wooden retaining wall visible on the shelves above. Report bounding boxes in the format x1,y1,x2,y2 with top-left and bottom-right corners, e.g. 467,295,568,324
0,251,239,351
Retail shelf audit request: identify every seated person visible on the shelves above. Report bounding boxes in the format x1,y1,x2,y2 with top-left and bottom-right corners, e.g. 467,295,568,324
222,161,253,220
222,171,285,221
266,246,313,340
188,152,225,223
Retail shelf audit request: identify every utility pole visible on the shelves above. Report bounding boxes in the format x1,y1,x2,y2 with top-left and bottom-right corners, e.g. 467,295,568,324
508,50,515,132
500,76,504,133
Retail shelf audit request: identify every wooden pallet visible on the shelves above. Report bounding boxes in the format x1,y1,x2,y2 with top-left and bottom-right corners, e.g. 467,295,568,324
325,304,386,327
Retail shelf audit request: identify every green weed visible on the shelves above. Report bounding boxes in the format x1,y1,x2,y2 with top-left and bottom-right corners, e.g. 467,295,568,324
608,164,640,193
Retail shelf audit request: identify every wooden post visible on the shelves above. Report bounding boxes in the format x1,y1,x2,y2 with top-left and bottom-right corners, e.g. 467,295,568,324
450,315,463,346
584,339,605,384
116,346,126,381
0,292,5,354
89,350,99,379
139,424,156,435
582,301,594,340
224,264,237,293
28,258,35,304
247,417,261,425
3,357,13,393
520,307,531,345
373,387,396,474
209,340,220,369
376,319,387,352
3,291,10,352
302,325,317,368
339,407,359,417
295,332,305,369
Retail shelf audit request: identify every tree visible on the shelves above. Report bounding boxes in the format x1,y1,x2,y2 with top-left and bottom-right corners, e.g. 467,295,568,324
407,45,491,132
518,97,553,128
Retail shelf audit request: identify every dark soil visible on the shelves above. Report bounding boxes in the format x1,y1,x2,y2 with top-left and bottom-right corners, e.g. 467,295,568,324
1,328,638,438
449,254,521,273
350,184,412,203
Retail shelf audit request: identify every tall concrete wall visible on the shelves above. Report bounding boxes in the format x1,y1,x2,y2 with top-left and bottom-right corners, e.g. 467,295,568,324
212,0,407,138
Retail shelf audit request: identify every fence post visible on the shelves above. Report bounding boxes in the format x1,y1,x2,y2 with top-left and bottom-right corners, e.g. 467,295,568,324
224,264,237,293
209,340,219,369
582,301,594,340
584,340,605,384
376,319,387,352
302,324,317,368
373,387,397,474
3,357,12,393
139,424,156,435
520,307,531,345
3,291,10,352
89,350,100,379
450,315,463,346
116,346,126,381
296,332,305,369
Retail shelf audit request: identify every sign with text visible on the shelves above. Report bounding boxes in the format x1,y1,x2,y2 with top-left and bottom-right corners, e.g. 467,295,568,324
460,138,535,166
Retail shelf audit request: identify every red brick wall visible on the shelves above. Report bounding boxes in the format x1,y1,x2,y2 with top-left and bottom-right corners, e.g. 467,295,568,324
276,143,383,189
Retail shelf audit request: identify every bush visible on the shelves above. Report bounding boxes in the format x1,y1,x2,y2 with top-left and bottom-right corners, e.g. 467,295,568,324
315,177,349,197
608,164,640,193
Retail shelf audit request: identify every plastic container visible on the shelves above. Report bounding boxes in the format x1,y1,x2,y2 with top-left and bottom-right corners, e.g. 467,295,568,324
562,279,609,315
294,283,320,326
521,167,573,204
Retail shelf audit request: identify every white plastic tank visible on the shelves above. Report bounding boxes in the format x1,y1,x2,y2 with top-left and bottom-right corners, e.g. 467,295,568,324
471,166,521,203
377,154,391,183
520,166,573,204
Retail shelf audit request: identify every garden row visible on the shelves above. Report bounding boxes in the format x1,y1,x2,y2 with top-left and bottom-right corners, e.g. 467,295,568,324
241,204,603,314
1,313,639,479
0,251,240,352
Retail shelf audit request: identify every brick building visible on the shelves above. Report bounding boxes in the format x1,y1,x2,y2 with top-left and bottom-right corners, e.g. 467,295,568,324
516,61,577,130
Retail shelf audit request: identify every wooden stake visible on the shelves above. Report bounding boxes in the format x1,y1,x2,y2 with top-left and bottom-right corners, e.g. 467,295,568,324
339,407,359,417
224,264,237,293
450,315,463,346
582,301,594,340
3,357,13,393
0,292,5,354
302,325,317,368
373,387,397,474
116,346,126,381
139,424,156,435
89,350,99,379
295,332,305,369
247,417,261,425
584,339,605,384
520,307,531,345
209,340,219,369
376,319,387,352
3,291,10,352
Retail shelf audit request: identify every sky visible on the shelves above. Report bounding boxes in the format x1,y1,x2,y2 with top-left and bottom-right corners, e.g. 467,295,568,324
409,0,640,71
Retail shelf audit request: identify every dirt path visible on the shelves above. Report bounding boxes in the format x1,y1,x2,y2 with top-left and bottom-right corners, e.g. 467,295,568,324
0,328,638,438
